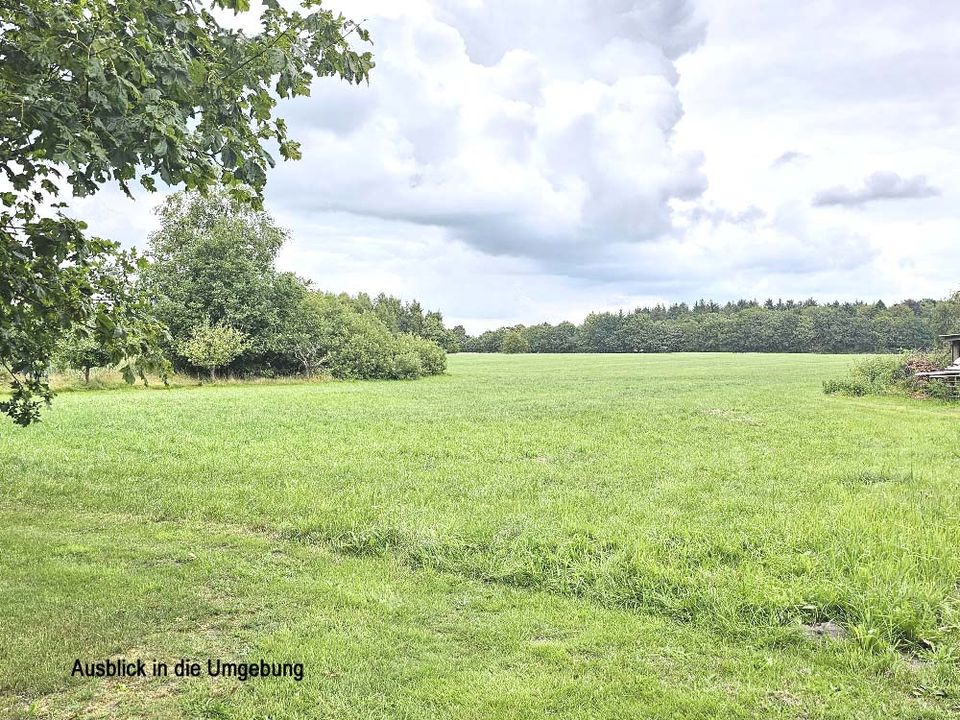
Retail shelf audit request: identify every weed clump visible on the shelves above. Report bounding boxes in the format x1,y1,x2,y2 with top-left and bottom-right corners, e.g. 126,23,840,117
925,378,960,401
823,350,957,401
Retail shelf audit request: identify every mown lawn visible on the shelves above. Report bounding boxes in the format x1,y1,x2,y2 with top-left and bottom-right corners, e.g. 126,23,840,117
1,353,958,718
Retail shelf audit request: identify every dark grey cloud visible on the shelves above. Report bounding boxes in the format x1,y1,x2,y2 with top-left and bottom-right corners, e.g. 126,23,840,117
812,171,941,207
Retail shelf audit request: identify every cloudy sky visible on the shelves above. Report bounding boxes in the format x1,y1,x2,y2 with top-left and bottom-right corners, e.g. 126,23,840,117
76,0,960,332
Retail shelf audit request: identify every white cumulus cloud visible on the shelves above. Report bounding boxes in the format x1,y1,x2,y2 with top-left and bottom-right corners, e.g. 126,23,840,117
266,0,708,265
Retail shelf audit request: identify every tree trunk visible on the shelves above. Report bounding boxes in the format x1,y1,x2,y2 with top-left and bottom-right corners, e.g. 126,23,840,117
84,366,90,384
210,367,216,382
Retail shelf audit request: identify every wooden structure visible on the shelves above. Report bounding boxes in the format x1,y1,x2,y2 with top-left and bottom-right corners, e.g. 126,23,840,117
916,333,960,382
945,333,960,363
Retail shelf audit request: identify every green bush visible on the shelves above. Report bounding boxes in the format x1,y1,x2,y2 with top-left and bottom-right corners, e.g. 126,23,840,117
848,356,901,391
326,312,397,379
822,378,870,396
824,356,901,397
396,334,446,376
926,379,959,401
824,351,959,401
310,300,447,381
389,349,424,380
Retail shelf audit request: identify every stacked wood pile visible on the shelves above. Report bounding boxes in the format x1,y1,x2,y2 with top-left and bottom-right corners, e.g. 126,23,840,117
906,355,941,376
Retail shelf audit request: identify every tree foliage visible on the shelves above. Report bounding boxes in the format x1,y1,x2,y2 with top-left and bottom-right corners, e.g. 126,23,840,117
466,295,960,355
144,190,307,374
178,323,248,380
0,0,372,423
282,293,331,378
359,293,464,352
0,239,167,424
1,0,372,203
144,192,457,378
501,330,530,354
56,328,112,383
288,293,447,380
143,192,452,380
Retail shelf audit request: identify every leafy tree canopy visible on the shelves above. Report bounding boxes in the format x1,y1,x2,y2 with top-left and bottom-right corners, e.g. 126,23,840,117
55,327,112,384
144,190,308,373
279,291,447,380
501,329,530,354
0,0,372,423
466,294,960,355
178,322,248,380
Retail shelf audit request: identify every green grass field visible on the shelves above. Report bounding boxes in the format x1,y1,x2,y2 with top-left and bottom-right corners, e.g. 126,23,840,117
2,353,959,718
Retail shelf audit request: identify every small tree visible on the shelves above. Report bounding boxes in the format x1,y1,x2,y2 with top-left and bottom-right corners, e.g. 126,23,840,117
501,330,530,354
275,294,336,378
57,331,111,384
179,324,248,381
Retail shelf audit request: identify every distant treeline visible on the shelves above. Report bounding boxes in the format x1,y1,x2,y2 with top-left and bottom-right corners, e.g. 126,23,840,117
466,296,960,354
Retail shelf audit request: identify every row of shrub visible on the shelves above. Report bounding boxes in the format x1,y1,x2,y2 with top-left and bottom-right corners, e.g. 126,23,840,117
823,351,958,400
55,292,448,383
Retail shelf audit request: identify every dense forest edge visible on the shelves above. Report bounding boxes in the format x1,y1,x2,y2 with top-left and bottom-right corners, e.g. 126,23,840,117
466,294,960,355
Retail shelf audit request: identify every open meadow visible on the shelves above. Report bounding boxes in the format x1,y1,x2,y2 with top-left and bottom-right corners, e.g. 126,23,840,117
2,353,959,719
